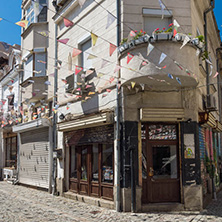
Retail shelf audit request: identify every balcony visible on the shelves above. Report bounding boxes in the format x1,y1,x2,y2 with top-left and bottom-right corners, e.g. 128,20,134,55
20,76,48,103
118,33,201,90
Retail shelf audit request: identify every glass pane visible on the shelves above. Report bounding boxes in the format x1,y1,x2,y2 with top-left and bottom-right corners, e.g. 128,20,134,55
152,145,177,179
142,140,147,179
92,144,99,182
70,146,77,178
149,125,177,140
102,144,113,183
81,147,88,180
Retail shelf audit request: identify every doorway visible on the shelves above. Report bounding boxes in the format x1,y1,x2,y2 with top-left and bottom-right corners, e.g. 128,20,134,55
142,123,180,203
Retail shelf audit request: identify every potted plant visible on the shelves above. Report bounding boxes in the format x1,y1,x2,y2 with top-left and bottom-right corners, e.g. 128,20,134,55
152,23,173,40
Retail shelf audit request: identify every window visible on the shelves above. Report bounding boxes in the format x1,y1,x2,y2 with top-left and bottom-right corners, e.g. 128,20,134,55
24,54,33,81
80,38,92,70
34,52,47,76
8,95,14,111
70,146,77,178
102,144,113,183
143,8,172,35
5,137,17,168
26,4,35,26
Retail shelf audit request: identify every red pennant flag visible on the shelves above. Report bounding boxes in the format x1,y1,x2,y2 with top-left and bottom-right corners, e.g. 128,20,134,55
173,28,177,37
162,65,167,69
130,30,136,37
106,89,112,93
127,53,134,64
57,38,69,44
75,66,83,75
109,77,115,83
72,48,82,57
1,100,6,105
64,18,74,27
110,43,117,56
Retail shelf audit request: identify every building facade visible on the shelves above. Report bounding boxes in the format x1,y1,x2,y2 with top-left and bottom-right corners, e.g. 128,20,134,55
10,0,222,212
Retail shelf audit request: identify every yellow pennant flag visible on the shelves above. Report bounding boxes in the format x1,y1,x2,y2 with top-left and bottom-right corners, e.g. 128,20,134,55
91,32,98,46
15,20,28,29
88,92,95,95
131,82,136,89
97,73,104,78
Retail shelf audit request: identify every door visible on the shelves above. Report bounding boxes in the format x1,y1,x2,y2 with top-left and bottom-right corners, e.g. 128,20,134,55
142,124,180,203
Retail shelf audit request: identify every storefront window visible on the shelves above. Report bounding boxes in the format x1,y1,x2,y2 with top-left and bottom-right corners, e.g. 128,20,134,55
102,144,113,183
149,124,177,140
81,147,88,180
92,144,99,182
70,146,77,178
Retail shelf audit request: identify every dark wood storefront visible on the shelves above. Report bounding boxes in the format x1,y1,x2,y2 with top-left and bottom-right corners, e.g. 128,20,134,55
142,123,180,203
65,125,114,200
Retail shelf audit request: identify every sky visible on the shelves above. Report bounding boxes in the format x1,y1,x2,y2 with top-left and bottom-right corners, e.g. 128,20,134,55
0,0,222,46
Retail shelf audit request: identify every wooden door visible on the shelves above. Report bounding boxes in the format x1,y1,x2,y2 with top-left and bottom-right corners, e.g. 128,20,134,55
147,141,180,203
142,123,180,203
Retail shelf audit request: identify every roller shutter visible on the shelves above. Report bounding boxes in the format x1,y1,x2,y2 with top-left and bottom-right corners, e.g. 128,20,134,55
19,128,49,189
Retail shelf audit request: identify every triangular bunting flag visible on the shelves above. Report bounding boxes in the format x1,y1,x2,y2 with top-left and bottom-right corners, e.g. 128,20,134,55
91,33,98,46
173,28,177,37
162,65,167,69
185,69,191,76
174,61,183,70
168,73,174,79
158,0,166,19
127,53,134,64
64,18,74,27
176,77,181,85
87,54,97,60
85,69,94,76
196,49,200,57
114,65,121,73
106,13,115,29
57,38,69,44
15,20,28,29
147,43,154,56
75,66,83,75
85,84,92,89
129,30,136,37
213,72,219,78
209,65,213,76
159,53,167,64
109,77,115,83
205,59,212,65
180,35,190,49
131,82,136,89
72,48,82,57
106,89,112,93
78,0,86,8
173,19,180,28
88,92,95,95
110,43,117,56
101,59,109,68
97,73,104,78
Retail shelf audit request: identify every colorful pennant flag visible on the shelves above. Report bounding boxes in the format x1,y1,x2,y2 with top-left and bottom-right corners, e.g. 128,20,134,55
174,61,183,70
159,53,167,64
180,35,190,49
38,31,49,37
64,18,74,27
106,13,115,29
139,60,148,70
87,54,97,60
72,48,82,57
158,0,166,19
176,77,181,85
75,66,83,75
57,38,69,44
185,69,191,76
88,92,95,95
91,33,98,46
85,84,93,89
129,30,136,37
0,18,2,22
85,69,94,76
213,72,219,78
44,81,51,85
131,82,136,89
168,73,174,79
147,43,154,56
15,20,28,29
127,53,134,64
110,43,117,56
97,73,104,78
196,49,200,57
209,65,213,76
173,19,180,28
109,77,115,83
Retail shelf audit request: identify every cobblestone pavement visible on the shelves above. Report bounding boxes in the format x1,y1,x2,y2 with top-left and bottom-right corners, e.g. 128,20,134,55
0,182,222,222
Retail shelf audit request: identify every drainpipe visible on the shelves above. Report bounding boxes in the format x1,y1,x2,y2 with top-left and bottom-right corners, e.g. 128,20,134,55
52,0,59,195
115,0,121,212
216,47,222,121
204,0,216,200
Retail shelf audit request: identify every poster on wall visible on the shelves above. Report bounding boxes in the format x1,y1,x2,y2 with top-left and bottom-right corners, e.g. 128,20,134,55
184,134,195,159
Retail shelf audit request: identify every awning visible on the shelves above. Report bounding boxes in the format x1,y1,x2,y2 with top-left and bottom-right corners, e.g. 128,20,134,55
58,112,114,132
199,112,217,128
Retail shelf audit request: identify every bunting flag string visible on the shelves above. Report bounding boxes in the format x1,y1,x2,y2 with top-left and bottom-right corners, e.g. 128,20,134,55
15,20,28,29
106,13,115,29
64,18,74,27
57,38,69,44
109,43,117,56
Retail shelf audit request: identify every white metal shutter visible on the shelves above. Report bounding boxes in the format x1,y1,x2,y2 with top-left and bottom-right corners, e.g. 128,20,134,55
19,128,49,189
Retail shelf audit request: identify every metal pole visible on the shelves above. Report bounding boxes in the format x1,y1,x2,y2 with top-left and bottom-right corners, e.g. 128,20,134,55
115,0,121,212
52,22,58,196
130,146,135,212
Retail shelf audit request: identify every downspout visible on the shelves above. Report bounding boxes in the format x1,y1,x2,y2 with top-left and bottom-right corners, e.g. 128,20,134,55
52,0,59,195
204,0,216,200
116,0,121,212
216,47,221,121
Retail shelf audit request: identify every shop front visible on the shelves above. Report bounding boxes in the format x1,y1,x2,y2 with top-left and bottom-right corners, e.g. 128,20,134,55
64,124,114,200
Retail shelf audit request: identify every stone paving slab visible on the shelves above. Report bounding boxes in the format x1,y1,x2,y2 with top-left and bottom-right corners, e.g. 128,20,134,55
0,181,221,222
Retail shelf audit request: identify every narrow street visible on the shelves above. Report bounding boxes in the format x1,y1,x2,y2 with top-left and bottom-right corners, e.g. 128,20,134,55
0,182,221,222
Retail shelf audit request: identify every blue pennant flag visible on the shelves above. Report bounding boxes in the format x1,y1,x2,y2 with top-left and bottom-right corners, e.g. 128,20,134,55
176,77,181,85
168,73,173,79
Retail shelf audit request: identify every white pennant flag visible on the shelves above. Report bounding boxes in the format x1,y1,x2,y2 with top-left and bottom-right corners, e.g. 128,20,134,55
173,19,180,28
158,53,167,64
106,13,115,29
158,0,166,19
180,35,190,49
78,0,86,8
196,48,200,57
101,59,109,68
206,59,212,65
209,65,213,76
147,43,154,56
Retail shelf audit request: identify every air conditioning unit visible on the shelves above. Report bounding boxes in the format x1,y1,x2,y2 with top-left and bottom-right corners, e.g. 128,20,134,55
206,94,217,111
57,0,68,6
